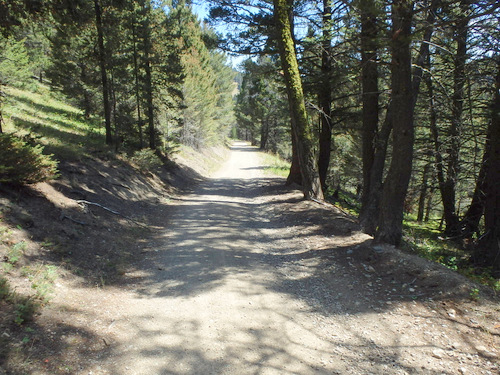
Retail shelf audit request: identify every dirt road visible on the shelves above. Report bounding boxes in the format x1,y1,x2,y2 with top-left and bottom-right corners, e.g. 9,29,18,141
47,142,498,375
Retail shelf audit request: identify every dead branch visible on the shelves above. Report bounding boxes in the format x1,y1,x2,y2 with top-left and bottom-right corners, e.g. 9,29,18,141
60,214,87,225
76,200,120,215
75,200,144,226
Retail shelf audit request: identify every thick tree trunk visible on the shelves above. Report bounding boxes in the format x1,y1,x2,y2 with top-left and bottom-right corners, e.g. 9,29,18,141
461,133,489,237
442,1,469,236
286,130,302,185
374,0,414,246
476,59,500,275
273,0,323,200
317,0,333,191
360,0,437,234
260,119,269,150
359,0,380,222
94,0,113,145
360,107,392,235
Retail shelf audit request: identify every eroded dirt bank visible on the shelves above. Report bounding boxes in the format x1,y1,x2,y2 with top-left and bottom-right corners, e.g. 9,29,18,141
1,142,499,374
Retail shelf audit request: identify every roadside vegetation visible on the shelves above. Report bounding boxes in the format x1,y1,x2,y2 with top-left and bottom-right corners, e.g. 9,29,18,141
331,191,500,293
259,152,291,178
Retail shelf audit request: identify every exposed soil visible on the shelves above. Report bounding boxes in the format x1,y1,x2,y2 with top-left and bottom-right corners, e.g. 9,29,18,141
1,142,499,374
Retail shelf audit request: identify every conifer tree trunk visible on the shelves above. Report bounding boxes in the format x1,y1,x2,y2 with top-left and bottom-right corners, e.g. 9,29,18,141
260,119,269,150
142,3,155,150
476,58,500,275
440,0,469,236
317,0,333,191
132,23,144,149
286,131,302,185
360,0,436,235
273,0,323,200
94,0,112,145
374,0,414,246
461,133,489,237
359,0,380,225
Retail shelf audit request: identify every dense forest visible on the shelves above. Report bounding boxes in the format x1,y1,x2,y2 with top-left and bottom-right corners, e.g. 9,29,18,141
1,0,499,277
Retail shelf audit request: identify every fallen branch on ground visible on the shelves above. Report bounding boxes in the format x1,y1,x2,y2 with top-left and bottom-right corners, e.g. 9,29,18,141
76,200,120,215
60,214,87,225
75,200,144,226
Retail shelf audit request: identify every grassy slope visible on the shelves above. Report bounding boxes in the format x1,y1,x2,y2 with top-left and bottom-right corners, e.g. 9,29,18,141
3,85,105,160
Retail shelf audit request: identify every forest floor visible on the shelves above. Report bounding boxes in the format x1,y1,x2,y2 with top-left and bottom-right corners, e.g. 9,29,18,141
1,141,499,375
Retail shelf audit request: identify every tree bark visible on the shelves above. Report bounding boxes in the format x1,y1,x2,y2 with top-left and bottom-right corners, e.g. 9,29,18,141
359,0,380,222
132,22,144,149
476,58,500,275
317,0,333,191
374,0,414,246
359,106,392,235
442,0,469,236
461,132,489,237
360,0,437,234
273,0,323,200
260,119,269,150
286,129,302,185
143,5,155,150
94,0,113,145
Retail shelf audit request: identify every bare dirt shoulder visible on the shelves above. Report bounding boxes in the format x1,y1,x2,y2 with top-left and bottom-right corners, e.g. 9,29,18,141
257,184,500,374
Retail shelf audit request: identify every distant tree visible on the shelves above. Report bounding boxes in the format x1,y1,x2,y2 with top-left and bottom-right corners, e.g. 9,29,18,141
235,57,289,154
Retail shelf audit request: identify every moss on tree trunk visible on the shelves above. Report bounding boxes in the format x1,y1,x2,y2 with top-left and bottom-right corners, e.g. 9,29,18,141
273,0,323,200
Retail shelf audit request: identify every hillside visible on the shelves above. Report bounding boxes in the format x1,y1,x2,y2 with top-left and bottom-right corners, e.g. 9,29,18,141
0,84,227,372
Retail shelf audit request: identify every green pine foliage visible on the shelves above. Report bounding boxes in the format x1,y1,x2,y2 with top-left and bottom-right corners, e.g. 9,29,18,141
0,133,58,185
172,3,236,148
0,36,33,87
130,148,162,172
41,0,234,153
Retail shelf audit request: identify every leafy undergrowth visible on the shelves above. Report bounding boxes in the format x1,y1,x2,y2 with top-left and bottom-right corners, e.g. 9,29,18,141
402,220,500,292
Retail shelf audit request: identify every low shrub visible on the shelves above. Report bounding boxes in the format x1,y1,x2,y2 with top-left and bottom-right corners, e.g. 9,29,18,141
0,276,9,300
130,148,163,172
0,133,58,185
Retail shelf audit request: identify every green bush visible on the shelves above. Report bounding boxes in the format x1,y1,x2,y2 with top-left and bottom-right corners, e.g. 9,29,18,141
130,149,163,172
0,37,33,88
0,133,58,185
0,276,10,300
13,297,38,325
